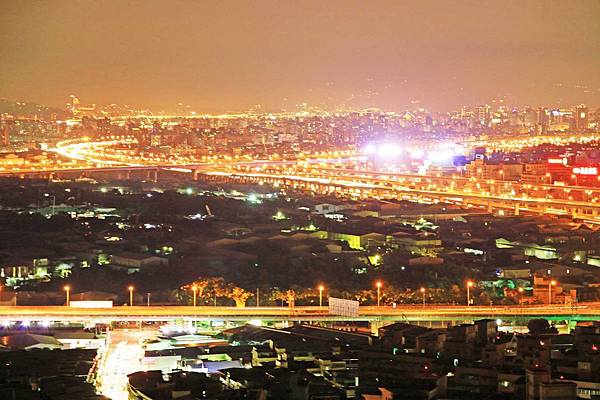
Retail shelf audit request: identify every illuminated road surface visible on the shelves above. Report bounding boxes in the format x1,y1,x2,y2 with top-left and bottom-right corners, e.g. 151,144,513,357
98,328,155,400
3,138,600,222
1,305,600,323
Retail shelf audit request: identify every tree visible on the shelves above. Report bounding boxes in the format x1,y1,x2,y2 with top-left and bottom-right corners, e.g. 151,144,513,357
229,286,252,307
270,289,288,306
527,319,558,334
178,277,228,305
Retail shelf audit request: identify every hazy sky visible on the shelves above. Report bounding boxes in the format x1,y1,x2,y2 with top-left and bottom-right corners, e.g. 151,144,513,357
1,0,599,113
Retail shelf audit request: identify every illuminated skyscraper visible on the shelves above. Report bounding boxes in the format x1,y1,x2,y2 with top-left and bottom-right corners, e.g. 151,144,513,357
1,123,9,147
69,95,80,114
575,104,589,131
474,105,491,126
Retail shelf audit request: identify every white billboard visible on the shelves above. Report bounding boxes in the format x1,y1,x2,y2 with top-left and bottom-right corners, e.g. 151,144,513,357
69,300,113,308
328,297,359,317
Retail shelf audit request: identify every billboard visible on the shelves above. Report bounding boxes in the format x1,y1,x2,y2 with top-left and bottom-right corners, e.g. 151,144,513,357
69,301,113,308
328,297,359,317
573,167,597,175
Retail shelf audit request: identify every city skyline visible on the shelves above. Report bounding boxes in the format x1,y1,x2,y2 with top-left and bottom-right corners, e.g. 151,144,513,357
2,3,600,399
1,0,600,113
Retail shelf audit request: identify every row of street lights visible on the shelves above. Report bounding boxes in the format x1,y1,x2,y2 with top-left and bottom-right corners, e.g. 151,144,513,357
59,279,557,307
64,285,135,307
59,282,438,307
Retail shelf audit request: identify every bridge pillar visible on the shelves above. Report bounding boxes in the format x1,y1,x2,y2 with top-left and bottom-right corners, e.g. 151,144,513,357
514,202,520,216
487,202,493,213
370,319,395,336
193,170,200,181
147,169,158,182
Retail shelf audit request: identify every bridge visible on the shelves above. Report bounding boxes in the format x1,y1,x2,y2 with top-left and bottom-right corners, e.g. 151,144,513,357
3,135,600,221
1,304,599,325
209,168,600,222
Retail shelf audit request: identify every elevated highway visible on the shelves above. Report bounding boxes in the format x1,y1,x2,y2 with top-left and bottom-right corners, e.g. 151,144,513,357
1,304,599,324
3,136,600,221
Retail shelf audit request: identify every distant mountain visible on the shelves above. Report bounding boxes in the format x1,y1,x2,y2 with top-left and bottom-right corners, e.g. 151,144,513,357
0,99,69,118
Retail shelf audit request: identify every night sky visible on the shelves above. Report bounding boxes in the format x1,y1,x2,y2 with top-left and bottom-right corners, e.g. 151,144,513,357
1,0,599,113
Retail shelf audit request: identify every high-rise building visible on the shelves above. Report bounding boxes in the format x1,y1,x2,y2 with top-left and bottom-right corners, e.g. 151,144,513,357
69,95,80,114
575,104,589,131
474,105,491,126
524,108,537,126
1,123,9,147
537,107,548,130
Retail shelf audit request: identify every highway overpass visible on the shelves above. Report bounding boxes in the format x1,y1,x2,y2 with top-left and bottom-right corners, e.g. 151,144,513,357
1,305,599,325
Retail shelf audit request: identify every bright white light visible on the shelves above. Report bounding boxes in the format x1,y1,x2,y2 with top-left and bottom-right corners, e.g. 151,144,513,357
21,320,30,327
378,144,401,158
452,144,465,155
40,320,51,327
248,319,263,327
159,325,170,334
410,149,425,159
427,149,454,163
496,319,502,326
364,144,377,154
2,321,11,328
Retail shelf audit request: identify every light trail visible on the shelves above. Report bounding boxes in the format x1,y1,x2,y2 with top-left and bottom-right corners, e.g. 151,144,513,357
1,305,600,322
8,138,600,221
97,329,155,400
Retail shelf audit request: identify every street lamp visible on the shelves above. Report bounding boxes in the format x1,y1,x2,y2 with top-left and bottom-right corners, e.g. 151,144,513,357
192,285,198,307
128,286,134,307
549,280,557,304
64,285,70,306
466,281,474,306
420,287,426,306
318,285,324,308
376,281,382,307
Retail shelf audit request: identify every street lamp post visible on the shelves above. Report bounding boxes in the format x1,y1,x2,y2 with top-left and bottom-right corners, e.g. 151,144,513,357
549,280,557,304
64,285,70,307
147,292,151,307
128,286,134,307
318,285,324,308
192,285,197,307
420,287,426,306
376,281,382,307
467,281,474,306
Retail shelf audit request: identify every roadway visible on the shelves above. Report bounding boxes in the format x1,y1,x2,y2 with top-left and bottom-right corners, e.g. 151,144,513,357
1,304,600,323
4,137,600,221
